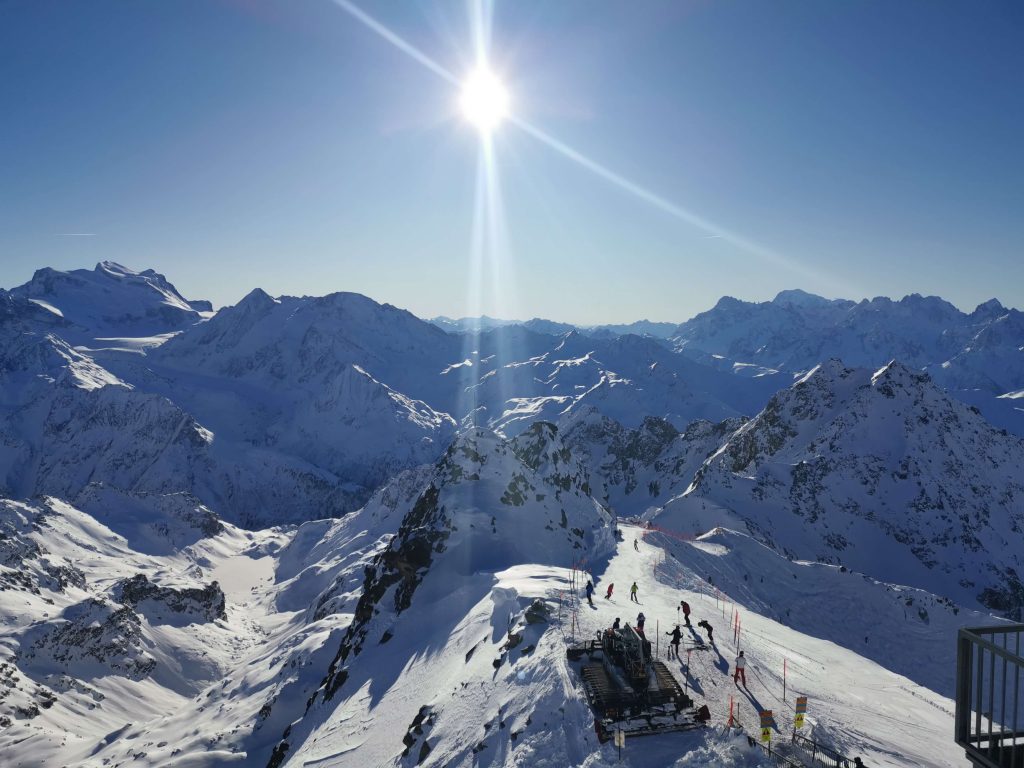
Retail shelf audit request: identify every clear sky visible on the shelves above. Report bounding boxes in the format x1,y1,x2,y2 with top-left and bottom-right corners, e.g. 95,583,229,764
2,1,1022,324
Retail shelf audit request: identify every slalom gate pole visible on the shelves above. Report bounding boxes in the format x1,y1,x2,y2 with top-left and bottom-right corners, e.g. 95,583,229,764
783,658,787,702
728,695,734,727
656,620,659,659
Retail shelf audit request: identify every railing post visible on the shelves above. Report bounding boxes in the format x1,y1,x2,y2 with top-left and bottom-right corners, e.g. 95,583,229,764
955,629,973,744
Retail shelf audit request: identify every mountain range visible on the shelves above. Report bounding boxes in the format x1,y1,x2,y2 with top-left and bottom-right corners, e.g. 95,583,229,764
2,261,1022,766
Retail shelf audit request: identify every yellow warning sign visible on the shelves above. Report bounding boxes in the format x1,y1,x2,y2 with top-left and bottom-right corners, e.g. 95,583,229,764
761,726,771,742
795,713,805,729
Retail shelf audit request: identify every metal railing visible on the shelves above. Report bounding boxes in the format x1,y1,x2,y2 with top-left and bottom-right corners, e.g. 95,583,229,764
955,624,1024,768
743,734,804,768
791,732,855,767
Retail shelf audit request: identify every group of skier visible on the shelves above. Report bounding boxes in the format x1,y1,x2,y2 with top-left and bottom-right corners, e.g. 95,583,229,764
664,599,716,658
587,576,718,656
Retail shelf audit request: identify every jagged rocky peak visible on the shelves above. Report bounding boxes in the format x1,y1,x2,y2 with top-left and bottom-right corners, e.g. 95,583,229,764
972,297,1006,320
870,359,931,394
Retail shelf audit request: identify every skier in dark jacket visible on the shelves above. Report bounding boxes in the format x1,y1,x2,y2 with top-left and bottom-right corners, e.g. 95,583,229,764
636,612,646,636
697,619,714,643
612,617,621,631
666,625,682,659
585,580,595,608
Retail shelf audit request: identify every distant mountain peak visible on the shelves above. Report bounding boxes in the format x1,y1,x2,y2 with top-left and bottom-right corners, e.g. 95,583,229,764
772,288,833,307
972,298,1006,319
235,287,278,313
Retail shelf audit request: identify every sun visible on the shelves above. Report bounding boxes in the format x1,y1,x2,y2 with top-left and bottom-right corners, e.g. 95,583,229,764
459,68,509,133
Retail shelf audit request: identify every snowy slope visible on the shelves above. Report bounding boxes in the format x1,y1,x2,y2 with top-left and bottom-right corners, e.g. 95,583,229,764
656,359,1024,617
0,325,376,527
0,432,990,768
0,490,287,766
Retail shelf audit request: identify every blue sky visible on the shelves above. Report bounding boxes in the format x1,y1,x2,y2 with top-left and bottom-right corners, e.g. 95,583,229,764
2,1,1022,324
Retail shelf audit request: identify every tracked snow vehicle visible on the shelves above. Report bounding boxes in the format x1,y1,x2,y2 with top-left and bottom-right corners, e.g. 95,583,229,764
567,624,710,741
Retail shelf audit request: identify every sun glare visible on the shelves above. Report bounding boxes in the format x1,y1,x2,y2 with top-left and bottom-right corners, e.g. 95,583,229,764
460,69,509,133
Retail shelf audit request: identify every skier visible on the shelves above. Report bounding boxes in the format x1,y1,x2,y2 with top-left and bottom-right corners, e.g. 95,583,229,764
629,582,639,603
612,617,621,631
666,624,682,659
680,599,691,627
636,612,646,636
633,538,639,552
585,580,595,608
697,619,714,643
853,759,866,768
604,583,614,600
734,650,747,686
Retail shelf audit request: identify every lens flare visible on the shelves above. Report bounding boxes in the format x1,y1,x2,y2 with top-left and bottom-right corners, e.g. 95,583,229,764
460,69,509,133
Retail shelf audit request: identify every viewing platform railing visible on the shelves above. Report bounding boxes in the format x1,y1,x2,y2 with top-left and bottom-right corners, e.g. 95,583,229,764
955,624,1024,768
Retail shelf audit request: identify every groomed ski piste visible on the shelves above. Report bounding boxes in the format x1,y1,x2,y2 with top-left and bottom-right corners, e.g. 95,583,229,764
564,523,967,767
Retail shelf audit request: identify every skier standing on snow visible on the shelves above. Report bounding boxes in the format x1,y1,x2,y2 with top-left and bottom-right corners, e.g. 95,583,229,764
629,582,639,603
666,625,682,659
697,619,714,643
680,599,691,627
585,580,595,608
633,538,639,552
636,612,646,636
604,583,614,600
733,650,747,686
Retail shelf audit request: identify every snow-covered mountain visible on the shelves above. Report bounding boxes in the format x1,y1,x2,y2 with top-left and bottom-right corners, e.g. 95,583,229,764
672,290,1024,396
655,359,1024,618
431,315,680,340
670,289,1024,438
558,405,745,518
0,438,986,768
4,262,1024,766
8,262,211,345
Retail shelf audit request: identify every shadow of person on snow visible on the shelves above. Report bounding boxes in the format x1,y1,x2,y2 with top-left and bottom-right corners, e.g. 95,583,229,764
681,661,704,696
737,682,766,715
712,645,729,675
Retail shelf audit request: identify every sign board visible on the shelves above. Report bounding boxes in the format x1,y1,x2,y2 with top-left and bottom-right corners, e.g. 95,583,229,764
759,709,773,742
614,728,625,747
794,696,808,729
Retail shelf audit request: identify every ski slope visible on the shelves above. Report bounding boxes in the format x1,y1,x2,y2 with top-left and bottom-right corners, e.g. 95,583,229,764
576,525,966,767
